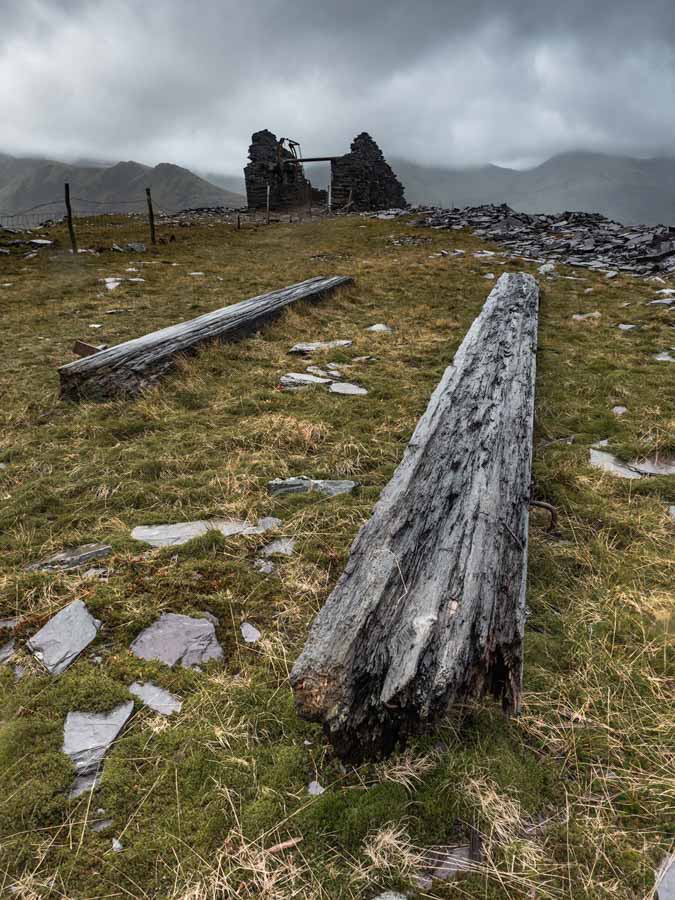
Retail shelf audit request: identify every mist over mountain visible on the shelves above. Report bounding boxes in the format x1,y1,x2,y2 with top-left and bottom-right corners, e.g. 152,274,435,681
392,152,675,225
0,155,245,218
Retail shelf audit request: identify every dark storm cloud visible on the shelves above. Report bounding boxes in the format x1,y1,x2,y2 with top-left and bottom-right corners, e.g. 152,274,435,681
2,0,675,173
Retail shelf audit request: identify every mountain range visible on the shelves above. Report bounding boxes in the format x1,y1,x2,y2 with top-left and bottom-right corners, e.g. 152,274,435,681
2,150,675,226
391,151,675,225
0,154,245,219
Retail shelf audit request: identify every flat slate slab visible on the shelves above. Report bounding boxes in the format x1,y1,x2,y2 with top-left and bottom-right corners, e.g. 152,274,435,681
329,382,368,396
267,476,358,498
260,538,295,557
366,323,392,333
63,701,134,782
279,372,331,389
656,854,675,900
590,441,675,478
0,639,15,665
130,613,224,668
240,622,261,643
27,599,101,674
289,340,352,354
129,681,182,715
27,542,112,572
131,516,281,548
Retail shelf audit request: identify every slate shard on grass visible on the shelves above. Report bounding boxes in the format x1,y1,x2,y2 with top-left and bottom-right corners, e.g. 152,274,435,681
279,372,331,390
27,542,112,572
63,701,134,793
329,382,368,396
372,894,409,900
612,406,628,416
0,639,15,665
366,323,393,333
240,622,262,643
129,681,182,715
307,780,325,796
69,771,102,800
130,613,224,668
260,538,296,557
590,441,675,478
253,558,275,575
27,599,101,674
656,854,675,900
654,351,674,362
289,340,353,354
267,476,358,498
131,517,280,548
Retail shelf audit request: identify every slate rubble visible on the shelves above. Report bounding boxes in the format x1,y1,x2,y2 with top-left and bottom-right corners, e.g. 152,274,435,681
415,203,675,276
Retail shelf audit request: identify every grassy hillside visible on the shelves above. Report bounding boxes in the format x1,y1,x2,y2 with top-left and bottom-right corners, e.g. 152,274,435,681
0,155,245,218
0,214,673,898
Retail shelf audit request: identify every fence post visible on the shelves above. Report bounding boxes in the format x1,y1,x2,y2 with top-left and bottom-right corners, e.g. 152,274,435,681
307,184,312,217
328,177,332,213
145,187,156,245
64,183,78,254
266,183,271,225
236,213,240,231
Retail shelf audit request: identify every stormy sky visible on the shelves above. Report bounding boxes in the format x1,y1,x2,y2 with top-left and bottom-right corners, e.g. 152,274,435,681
2,0,675,174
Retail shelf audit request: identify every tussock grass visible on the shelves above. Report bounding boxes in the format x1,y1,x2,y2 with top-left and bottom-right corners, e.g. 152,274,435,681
0,213,672,897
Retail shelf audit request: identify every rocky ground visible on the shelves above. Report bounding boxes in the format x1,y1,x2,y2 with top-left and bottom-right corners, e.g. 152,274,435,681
0,210,673,898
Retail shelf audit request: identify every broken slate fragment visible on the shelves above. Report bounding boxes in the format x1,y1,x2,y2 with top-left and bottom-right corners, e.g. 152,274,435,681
279,372,331,389
654,351,674,362
27,542,112,572
289,339,352,354
253,558,275,575
329,382,368,396
0,640,15,665
648,298,673,306
590,441,675,478
373,894,409,900
131,517,280,548
260,538,295,557
63,701,134,786
306,365,331,377
129,681,182,715
612,406,628,416
112,838,123,852
240,622,261,643
27,599,101,674
656,854,675,900
366,323,392,333
617,323,638,331
308,780,325,796
572,311,601,321
430,846,473,881
267,476,358,498
130,613,224,668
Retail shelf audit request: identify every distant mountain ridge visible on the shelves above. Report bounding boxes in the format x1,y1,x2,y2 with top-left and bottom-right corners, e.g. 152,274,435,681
391,151,675,226
0,154,245,218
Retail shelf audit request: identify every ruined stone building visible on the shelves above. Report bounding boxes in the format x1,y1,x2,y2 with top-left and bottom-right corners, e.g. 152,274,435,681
244,130,406,212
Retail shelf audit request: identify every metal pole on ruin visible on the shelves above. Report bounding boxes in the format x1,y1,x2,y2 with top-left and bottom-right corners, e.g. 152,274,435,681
328,176,332,213
145,187,156,245
266,183,271,225
64,183,78,255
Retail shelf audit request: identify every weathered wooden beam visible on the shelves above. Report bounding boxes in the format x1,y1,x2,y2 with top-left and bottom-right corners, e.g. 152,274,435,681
290,272,540,761
59,275,353,401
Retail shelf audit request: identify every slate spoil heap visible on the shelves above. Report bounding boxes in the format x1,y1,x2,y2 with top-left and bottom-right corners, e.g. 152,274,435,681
330,133,406,211
417,203,675,275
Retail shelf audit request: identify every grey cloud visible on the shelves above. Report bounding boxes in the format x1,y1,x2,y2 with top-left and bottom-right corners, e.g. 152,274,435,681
1,0,674,173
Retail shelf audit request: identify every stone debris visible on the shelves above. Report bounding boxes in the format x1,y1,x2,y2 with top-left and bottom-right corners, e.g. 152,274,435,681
0,639,15,665
253,558,275,575
131,517,281,548
366,323,392,333
267,476,358,498
372,894,409,900
240,622,261,643
306,365,330,377
415,203,675,276
590,441,675,479
329,382,368,396
289,340,353,354
131,613,224,668
656,288,675,294
307,780,325,796
538,262,556,275
112,838,123,853
612,406,628,416
656,854,675,900
279,372,332,390
27,600,101,674
617,323,638,331
129,681,182,715
27,542,112,572
90,816,113,833
63,701,134,796
572,311,601,321
428,846,473,881
649,298,673,306
260,538,295,557
669,506,675,523
654,351,674,362
102,278,122,291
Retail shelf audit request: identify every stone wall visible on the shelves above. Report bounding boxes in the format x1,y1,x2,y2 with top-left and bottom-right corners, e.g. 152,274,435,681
331,133,406,211
244,130,312,211
244,129,406,212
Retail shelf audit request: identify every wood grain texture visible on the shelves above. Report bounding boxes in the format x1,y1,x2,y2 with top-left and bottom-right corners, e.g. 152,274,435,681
290,272,540,761
59,275,353,401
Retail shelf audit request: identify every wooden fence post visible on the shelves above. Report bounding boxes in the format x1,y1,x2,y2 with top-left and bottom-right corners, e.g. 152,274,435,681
145,188,156,245
64,183,78,254
266,183,271,225
236,213,241,231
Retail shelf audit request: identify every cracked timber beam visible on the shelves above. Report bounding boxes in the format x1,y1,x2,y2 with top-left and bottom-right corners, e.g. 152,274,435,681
290,272,540,761
59,275,353,401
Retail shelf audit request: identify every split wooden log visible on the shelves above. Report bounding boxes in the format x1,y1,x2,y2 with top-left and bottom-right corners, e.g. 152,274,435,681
291,272,540,761
59,275,353,401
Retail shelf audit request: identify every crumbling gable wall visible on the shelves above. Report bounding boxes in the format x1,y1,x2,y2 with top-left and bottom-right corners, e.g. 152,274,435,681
331,133,406,211
244,130,312,211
